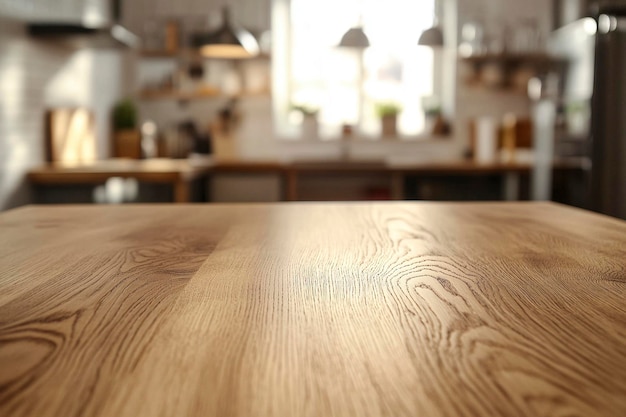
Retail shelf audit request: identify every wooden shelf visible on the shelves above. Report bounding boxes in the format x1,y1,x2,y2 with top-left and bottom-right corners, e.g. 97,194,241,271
461,52,566,90
462,52,565,66
140,50,180,58
139,50,271,60
138,89,270,101
139,89,220,101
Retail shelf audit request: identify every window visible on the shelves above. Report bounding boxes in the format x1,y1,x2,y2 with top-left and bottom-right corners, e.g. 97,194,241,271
272,0,441,140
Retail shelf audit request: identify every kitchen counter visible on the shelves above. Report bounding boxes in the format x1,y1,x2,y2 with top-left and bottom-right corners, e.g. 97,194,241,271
28,157,588,202
0,202,624,416
27,158,214,203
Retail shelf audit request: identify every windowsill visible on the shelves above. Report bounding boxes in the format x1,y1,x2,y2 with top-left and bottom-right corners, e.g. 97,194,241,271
275,134,463,164
275,133,453,142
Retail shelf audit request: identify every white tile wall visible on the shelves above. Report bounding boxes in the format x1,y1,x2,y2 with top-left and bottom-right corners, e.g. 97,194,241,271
0,20,70,210
0,0,86,22
122,0,271,37
0,17,125,210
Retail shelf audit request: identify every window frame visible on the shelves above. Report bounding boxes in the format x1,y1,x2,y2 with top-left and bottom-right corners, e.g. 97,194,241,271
271,0,456,141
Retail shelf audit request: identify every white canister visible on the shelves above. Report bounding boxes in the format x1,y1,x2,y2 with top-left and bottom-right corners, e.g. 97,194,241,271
475,117,497,163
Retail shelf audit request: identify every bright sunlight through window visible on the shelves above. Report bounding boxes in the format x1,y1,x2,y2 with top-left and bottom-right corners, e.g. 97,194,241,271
274,0,437,140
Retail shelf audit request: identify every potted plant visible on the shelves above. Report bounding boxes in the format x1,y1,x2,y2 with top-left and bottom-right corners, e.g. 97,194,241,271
424,103,441,135
291,104,319,140
375,102,402,137
422,96,447,136
112,98,141,159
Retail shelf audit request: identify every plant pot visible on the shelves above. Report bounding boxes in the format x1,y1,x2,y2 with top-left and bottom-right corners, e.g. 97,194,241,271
113,129,141,159
381,114,397,137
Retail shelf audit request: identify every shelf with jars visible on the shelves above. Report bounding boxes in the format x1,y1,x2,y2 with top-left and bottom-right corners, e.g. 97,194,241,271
138,88,271,101
138,10,271,101
461,52,566,91
139,49,271,60
136,49,271,102
458,17,566,91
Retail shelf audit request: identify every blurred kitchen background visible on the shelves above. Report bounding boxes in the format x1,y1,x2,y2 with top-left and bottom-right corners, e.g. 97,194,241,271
1,0,625,218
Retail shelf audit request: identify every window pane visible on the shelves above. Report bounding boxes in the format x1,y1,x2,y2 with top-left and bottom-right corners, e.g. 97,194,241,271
287,0,436,139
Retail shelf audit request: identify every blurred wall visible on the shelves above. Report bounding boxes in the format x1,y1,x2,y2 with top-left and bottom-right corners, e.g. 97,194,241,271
0,20,126,211
0,19,69,210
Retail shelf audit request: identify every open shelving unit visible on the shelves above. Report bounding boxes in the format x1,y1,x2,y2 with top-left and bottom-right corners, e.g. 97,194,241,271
461,52,567,90
138,89,270,101
139,49,271,60
136,49,272,102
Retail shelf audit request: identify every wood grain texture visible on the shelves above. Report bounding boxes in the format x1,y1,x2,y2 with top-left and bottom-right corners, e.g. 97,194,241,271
0,202,625,417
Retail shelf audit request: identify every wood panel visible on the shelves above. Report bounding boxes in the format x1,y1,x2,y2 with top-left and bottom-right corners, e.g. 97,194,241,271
0,203,625,417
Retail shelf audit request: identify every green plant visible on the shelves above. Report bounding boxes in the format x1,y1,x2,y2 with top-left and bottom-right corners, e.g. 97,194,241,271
424,104,442,118
565,100,586,114
291,104,319,116
421,95,441,118
375,102,402,118
113,99,137,131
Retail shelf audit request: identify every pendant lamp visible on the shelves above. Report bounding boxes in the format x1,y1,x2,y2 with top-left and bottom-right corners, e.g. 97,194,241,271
339,7,369,49
418,25,444,46
192,7,259,58
419,2,444,47
339,26,370,48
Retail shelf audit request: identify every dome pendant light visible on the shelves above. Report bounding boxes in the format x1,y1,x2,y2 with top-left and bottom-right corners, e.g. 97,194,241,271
339,26,370,48
418,25,444,46
339,6,369,49
192,7,259,58
418,2,444,47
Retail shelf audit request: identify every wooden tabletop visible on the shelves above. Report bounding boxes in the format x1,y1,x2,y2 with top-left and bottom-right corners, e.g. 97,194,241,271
1,202,624,417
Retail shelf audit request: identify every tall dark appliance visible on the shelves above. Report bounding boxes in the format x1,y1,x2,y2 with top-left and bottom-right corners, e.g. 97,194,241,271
589,6,626,219
551,5,626,220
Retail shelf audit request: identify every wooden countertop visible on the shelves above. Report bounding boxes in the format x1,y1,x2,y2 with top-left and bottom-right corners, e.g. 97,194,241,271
289,158,588,174
26,158,589,202
28,157,589,183
1,202,624,417
27,158,214,184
